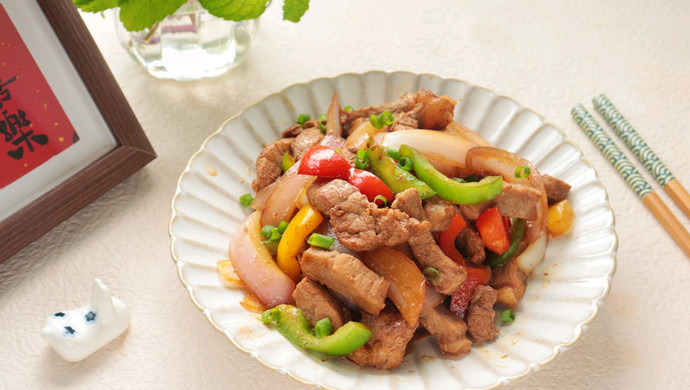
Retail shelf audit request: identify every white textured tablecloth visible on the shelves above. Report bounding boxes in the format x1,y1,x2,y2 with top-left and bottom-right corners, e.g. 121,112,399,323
2,1,690,389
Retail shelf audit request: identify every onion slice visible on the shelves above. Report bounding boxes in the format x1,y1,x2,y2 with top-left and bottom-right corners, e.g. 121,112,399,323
444,121,492,147
515,233,548,275
326,92,342,137
261,171,316,227
228,211,296,308
374,129,477,171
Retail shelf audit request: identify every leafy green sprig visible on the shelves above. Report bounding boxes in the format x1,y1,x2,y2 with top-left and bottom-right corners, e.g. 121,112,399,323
74,0,310,32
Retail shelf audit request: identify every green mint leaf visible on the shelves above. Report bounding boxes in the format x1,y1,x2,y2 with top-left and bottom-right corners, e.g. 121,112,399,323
118,0,188,31
73,0,118,12
198,0,270,21
283,0,309,22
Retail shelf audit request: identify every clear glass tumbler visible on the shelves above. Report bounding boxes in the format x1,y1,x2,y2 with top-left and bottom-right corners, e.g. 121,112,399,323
114,0,259,81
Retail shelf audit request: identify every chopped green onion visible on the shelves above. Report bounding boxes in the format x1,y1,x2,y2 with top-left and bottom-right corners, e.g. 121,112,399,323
307,233,335,249
422,267,440,281
369,111,395,129
268,227,281,241
314,317,333,338
277,221,289,234
355,149,369,169
373,195,388,207
515,166,531,179
343,105,353,112
260,224,276,238
262,239,279,252
386,147,400,160
318,114,327,133
398,156,413,171
500,309,515,324
380,110,395,126
296,113,311,126
282,151,295,173
239,193,254,206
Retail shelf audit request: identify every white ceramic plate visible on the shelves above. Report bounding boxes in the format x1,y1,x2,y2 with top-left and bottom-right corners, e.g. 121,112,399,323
169,71,617,390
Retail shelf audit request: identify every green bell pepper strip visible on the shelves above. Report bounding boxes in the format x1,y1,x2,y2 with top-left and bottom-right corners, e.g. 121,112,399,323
486,218,526,267
262,305,372,356
282,152,295,173
398,144,503,205
365,143,436,199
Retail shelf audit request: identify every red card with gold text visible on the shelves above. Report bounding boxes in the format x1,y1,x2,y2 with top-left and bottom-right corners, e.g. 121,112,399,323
0,4,79,189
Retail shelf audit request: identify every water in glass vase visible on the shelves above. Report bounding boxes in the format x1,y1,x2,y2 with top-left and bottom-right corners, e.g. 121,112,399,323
114,1,259,81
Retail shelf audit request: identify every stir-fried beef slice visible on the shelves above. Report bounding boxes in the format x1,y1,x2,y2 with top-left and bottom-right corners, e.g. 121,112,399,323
411,90,456,130
299,247,389,315
494,182,542,220
343,94,416,129
542,174,571,203
423,196,457,232
331,192,431,252
466,285,499,343
291,127,325,160
457,225,486,265
292,278,351,330
419,305,472,356
252,138,294,192
489,258,526,307
348,307,417,370
307,179,359,214
458,182,541,221
282,123,304,138
392,189,467,294
389,106,421,132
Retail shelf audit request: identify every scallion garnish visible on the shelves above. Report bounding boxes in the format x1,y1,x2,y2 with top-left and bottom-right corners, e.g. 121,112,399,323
239,193,254,206
318,114,327,133
307,233,335,249
398,156,413,171
314,317,333,338
296,113,311,126
515,166,531,179
373,195,388,207
500,309,515,324
277,221,289,234
260,224,275,238
355,149,369,169
369,111,395,129
422,267,440,281
343,105,353,112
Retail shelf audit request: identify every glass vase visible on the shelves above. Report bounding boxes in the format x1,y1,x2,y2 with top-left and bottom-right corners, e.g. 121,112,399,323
114,0,260,81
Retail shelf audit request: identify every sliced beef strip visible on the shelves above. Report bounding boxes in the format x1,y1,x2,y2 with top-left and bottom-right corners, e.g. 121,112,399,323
489,258,526,307
281,119,319,138
457,225,486,265
542,174,571,203
423,196,457,233
343,93,416,130
389,106,421,131
291,127,324,160
391,189,467,295
299,247,389,315
292,278,351,330
348,307,417,370
466,285,499,344
309,180,431,252
419,305,472,356
459,182,542,221
251,138,294,192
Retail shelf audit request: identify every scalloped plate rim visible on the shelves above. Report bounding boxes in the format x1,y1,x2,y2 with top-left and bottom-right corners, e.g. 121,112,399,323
169,70,618,390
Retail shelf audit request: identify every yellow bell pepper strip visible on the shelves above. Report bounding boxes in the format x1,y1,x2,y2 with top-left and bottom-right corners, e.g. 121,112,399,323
262,305,372,356
547,199,574,237
276,205,323,281
486,218,526,268
365,142,436,199
398,144,503,205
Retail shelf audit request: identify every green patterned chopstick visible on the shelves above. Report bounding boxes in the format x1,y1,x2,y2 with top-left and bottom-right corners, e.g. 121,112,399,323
572,105,690,257
593,94,690,219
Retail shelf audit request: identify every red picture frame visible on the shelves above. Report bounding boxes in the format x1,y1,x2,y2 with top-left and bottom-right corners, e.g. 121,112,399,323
0,0,156,262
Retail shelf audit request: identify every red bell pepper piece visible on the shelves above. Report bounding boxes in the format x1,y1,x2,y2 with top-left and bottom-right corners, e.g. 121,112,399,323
348,168,394,206
475,206,510,255
449,267,491,319
298,145,351,180
438,214,467,264
438,214,491,318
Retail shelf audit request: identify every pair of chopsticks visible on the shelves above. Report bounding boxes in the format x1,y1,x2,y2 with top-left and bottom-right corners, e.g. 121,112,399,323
571,95,690,257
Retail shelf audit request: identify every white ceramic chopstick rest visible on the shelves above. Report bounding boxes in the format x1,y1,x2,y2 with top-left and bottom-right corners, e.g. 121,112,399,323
42,279,130,362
